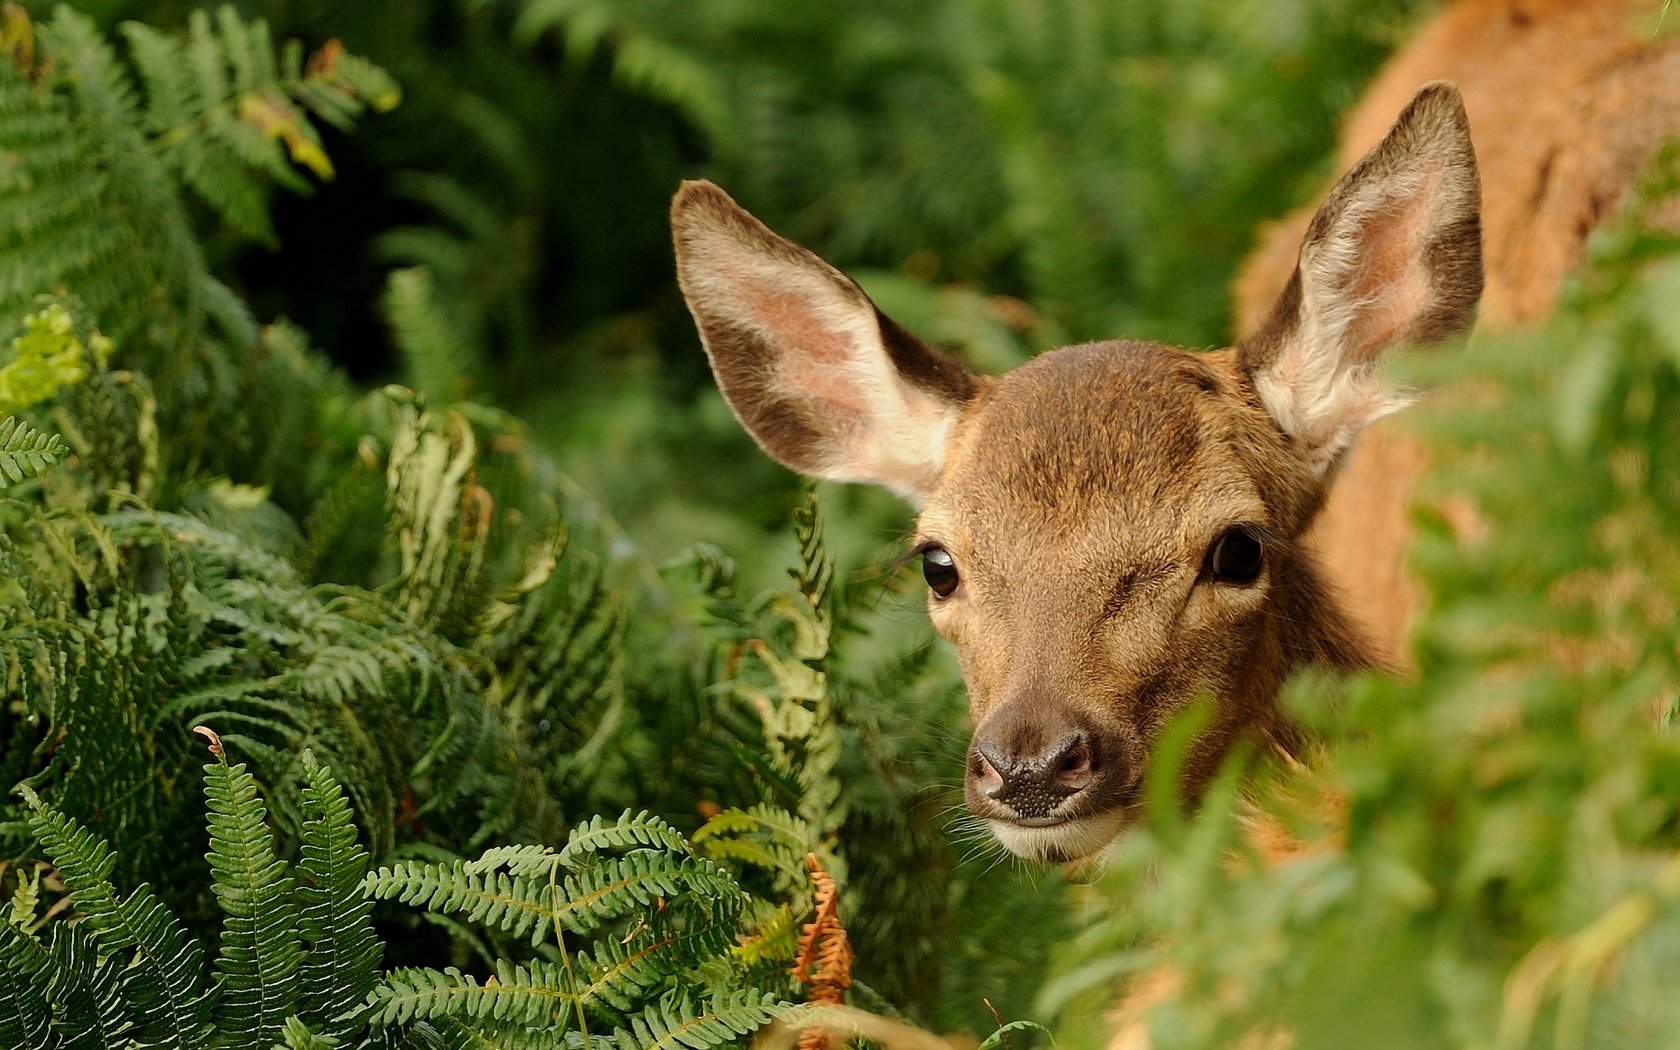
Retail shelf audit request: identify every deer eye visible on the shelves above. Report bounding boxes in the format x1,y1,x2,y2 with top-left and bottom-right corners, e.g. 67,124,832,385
921,546,960,599
1207,527,1264,585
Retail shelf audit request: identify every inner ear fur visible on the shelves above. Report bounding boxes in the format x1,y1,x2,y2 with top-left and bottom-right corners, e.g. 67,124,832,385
1240,81,1484,476
671,180,979,503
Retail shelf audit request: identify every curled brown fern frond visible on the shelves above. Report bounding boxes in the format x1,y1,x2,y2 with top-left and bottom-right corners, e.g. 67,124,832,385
791,853,853,1050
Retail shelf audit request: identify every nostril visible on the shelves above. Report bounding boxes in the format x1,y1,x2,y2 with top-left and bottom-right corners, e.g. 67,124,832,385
1046,734,1094,791
971,748,1006,798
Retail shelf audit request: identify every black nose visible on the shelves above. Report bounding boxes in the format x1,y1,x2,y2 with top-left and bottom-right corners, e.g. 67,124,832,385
972,730,1095,819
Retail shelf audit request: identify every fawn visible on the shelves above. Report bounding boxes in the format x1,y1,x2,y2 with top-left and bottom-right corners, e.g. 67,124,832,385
672,0,1680,873
678,2,1680,1046
673,81,1480,867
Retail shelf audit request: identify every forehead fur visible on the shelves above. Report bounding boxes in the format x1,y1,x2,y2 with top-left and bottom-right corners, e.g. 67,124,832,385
934,341,1245,516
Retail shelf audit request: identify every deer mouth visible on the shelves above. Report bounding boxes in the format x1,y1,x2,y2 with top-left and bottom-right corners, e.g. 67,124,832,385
985,808,1133,864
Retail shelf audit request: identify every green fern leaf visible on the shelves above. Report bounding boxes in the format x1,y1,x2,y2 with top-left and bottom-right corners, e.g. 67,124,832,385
278,1016,341,1050
554,853,742,936
24,791,213,1048
294,751,382,1037
0,923,54,1050
362,860,559,945
203,753,303,1049
366,961,574,1029
573,924,732,1017
0,415,68,486
609,991,778,1050
44,923,135,1049
557,810,692,865
384,267,473,405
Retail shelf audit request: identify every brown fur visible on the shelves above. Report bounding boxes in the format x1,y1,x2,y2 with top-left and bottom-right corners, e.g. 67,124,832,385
1236,0,1680,654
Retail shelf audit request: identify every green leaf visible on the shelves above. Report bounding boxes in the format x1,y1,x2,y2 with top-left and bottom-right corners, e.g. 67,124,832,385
24,791,213,1048
203,754,303,1049
294,751,382,1037
0,414,68,486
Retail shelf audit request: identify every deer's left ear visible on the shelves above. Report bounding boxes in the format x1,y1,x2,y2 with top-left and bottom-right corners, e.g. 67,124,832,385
1240,81,1483,476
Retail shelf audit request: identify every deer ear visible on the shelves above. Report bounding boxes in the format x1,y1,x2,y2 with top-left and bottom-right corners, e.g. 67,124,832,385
671,180,980,504
1240,81,1483,476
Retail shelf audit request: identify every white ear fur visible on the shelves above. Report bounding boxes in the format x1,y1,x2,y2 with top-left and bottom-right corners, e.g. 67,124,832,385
672,180,977,503
1245,82,1482,476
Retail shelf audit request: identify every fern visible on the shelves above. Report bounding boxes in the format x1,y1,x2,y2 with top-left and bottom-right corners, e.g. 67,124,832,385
384,266,476,405
367,961,577,1028
364,847,739,945
23,787,214,1048
512,0,729,141
294,749,382,1037
361,809,775,1044
0,301,109,414
607,991,781,1050
558,810,695,864
0,923,54,1050
44,922,135,1049
123,7,399,245
279,1016,341,1050
0,414,67,486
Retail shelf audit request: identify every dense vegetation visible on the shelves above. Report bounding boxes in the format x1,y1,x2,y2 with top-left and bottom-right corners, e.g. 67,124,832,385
1,2,1676,1049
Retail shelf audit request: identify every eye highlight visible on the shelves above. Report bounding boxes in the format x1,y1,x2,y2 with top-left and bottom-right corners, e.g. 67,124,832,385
1206,526,1265,585
921,545,960,599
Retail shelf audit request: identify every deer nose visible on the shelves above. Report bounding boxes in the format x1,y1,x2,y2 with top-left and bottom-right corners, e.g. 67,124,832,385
971,730,1095,819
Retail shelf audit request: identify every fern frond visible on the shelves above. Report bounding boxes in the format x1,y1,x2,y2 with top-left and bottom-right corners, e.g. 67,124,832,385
386,399,489,634
0,923,54,1050
554,852,742,936
693,805,820,888
788,489,832,627
0,301,107,415
385,267,474,405
202,751,303,1049
294,751,381,1037
366,961,574,1029
279,1016,341,1050
23,790,212,1047
0,414,68,486
39,7,213,381
462,844,560,877
44,922,135,1049
119,6,399,244
363,860,558,945
573,925,732,1016
511,0,728,139
558,810,692,865
608,991,778,1050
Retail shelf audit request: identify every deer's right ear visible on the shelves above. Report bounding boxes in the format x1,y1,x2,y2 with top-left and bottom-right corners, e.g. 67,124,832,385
672,180,980,505
1239,82,1482,478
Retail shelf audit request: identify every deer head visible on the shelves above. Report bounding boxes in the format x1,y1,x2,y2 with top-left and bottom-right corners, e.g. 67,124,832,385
671,82,1482,864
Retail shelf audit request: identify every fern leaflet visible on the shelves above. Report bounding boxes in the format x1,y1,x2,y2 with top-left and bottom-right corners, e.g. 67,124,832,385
203,751,303,1049
294,751,382,1038
0,414,67,486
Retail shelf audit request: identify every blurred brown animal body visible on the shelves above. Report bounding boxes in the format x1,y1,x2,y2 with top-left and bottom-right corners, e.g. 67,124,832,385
1238,0,1680,653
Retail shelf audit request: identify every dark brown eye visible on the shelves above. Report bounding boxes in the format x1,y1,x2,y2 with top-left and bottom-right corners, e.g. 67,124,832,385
1208,527,1264,585
922,546,960,599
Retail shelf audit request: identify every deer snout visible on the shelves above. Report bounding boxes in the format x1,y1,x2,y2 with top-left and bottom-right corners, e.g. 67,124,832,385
968,705,1112,824
973,732,1092,818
